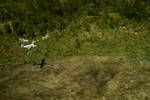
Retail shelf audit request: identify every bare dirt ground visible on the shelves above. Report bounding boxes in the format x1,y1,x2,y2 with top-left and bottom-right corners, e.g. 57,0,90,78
0,56,150,100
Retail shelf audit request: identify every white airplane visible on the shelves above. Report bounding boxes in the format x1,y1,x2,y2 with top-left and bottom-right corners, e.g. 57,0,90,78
21,41,37,49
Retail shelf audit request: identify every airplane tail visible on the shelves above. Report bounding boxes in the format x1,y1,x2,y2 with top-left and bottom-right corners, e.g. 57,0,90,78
21,44,24,48
31,41,35,44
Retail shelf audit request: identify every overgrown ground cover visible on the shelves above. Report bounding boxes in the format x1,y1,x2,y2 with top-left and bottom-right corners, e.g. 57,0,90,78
0,13,149,65
0,0,150,65
0,0,150,99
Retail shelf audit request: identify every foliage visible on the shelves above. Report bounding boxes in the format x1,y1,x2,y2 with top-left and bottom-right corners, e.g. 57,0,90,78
0,0,149,37
0,0,149,64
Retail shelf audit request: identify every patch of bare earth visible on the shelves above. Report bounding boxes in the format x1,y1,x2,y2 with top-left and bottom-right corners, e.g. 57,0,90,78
0,56,150,100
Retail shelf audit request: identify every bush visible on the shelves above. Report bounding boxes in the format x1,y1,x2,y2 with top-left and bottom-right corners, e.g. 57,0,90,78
3,23,12,34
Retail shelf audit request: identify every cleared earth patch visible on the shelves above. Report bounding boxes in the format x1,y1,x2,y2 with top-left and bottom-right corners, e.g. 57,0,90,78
0,56,149,100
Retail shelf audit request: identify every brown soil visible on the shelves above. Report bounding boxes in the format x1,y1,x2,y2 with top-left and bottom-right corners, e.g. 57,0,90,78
0,56,149,100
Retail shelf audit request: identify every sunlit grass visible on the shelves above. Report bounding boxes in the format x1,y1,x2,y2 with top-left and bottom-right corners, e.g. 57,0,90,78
0,13,149,66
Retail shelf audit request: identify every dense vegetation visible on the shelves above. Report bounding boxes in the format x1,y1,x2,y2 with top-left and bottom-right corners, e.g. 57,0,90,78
0,0,149,36
0,0,150,64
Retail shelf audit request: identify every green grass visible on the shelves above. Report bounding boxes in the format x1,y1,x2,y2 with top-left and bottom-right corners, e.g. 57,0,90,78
0,13,150,65
0,12,150,100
